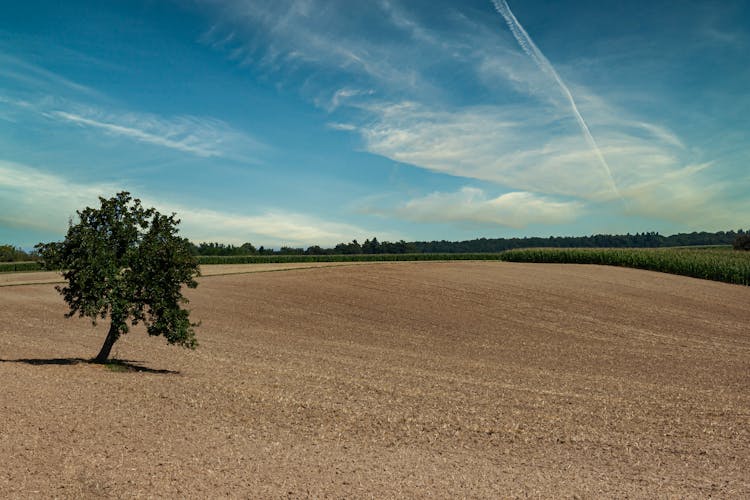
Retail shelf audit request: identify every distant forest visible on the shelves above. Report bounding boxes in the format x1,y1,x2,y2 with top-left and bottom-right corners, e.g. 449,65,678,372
189,229,748,257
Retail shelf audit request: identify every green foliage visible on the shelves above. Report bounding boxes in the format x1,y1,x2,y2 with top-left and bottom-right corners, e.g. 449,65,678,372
733,234,750,251
327,238,417,254
278,246,304,255
36,192,199,362
190,241,258,256
334,239,363,254
0,244,37,262
305,245,326,255
499,247,750,286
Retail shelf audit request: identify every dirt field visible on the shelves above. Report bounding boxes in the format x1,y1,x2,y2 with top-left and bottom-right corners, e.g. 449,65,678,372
1,261,748,498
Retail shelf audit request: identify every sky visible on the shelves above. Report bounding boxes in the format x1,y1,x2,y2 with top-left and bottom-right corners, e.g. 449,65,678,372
1,0,748,248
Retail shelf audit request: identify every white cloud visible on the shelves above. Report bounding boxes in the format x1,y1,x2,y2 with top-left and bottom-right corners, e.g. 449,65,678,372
391,187,583,228
47,110,262,159
49,104,266,159
0,160,383,247
350,99,736,228
324,87,375,111
0,160,121,232
327,122,357,131
0,88,266,161
354,102,617,200
491,0,619,198
618,162,737,229
167,206,377,247
199,0,444,96
361,85,721,197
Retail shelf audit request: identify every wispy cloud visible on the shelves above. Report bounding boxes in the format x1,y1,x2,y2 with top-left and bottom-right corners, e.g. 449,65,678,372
0,51,267,161
199,0,445,98
0,95,267,160
376,187,584,228
491,0,619,198
322,87,375,112
0,53,102,98
352,98,729,228
0,159,121,233
618,162,736,228
168,205,382,247
351,101,662,200
47,110,262,159
327,122,357,131
0,160,383,247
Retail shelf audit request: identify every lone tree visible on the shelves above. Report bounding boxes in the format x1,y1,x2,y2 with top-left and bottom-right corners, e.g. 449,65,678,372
36,192,200,363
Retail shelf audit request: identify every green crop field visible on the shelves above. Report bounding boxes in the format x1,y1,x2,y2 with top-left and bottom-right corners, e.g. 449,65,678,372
194,253,502,265
0,261,43,273
499,247,750,286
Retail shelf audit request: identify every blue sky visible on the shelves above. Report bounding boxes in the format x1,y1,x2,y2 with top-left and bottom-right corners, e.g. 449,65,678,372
1,0,748,248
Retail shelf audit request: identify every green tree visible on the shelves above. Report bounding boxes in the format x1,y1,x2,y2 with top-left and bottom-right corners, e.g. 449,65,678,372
36,192,200,363
734,234,750,251
0,244,34,262
305,245,326,255
0,244,16,262
239,242,257,254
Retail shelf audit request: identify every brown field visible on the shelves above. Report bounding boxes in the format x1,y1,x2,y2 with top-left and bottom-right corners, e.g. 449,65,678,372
1,261,749,498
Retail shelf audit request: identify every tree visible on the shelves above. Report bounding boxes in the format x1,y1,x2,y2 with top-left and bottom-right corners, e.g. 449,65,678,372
334,239,363,254
734,234,750,251
239,242,257,254
362,237,381,254
36,192,200,363
0,244,35,262
0,244,18,262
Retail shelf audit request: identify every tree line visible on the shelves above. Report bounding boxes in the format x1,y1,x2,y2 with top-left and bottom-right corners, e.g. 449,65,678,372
186,230,748,257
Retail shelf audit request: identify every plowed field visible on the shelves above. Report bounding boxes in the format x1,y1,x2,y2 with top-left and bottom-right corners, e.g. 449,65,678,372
1,262,749,498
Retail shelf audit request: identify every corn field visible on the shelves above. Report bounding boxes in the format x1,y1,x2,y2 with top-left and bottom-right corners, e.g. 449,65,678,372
499,247,750,286
0,261,43,273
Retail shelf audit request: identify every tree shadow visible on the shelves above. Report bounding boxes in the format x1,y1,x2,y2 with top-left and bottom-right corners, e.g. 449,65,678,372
0,357,179,374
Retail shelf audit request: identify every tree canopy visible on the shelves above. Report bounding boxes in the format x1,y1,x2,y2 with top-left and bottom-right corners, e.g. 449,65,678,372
0,244,36,262
36,192,200,363
734,234,750,251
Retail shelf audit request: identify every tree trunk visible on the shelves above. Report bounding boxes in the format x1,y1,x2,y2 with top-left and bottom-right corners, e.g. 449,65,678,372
94,321,121,363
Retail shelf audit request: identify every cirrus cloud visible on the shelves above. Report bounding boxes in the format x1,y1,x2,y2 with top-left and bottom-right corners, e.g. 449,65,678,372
364,187,583,228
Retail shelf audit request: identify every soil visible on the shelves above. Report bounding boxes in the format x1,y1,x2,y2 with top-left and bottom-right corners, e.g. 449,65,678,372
1,261,748,498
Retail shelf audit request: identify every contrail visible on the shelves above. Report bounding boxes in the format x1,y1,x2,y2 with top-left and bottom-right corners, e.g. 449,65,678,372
491,0,621,198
